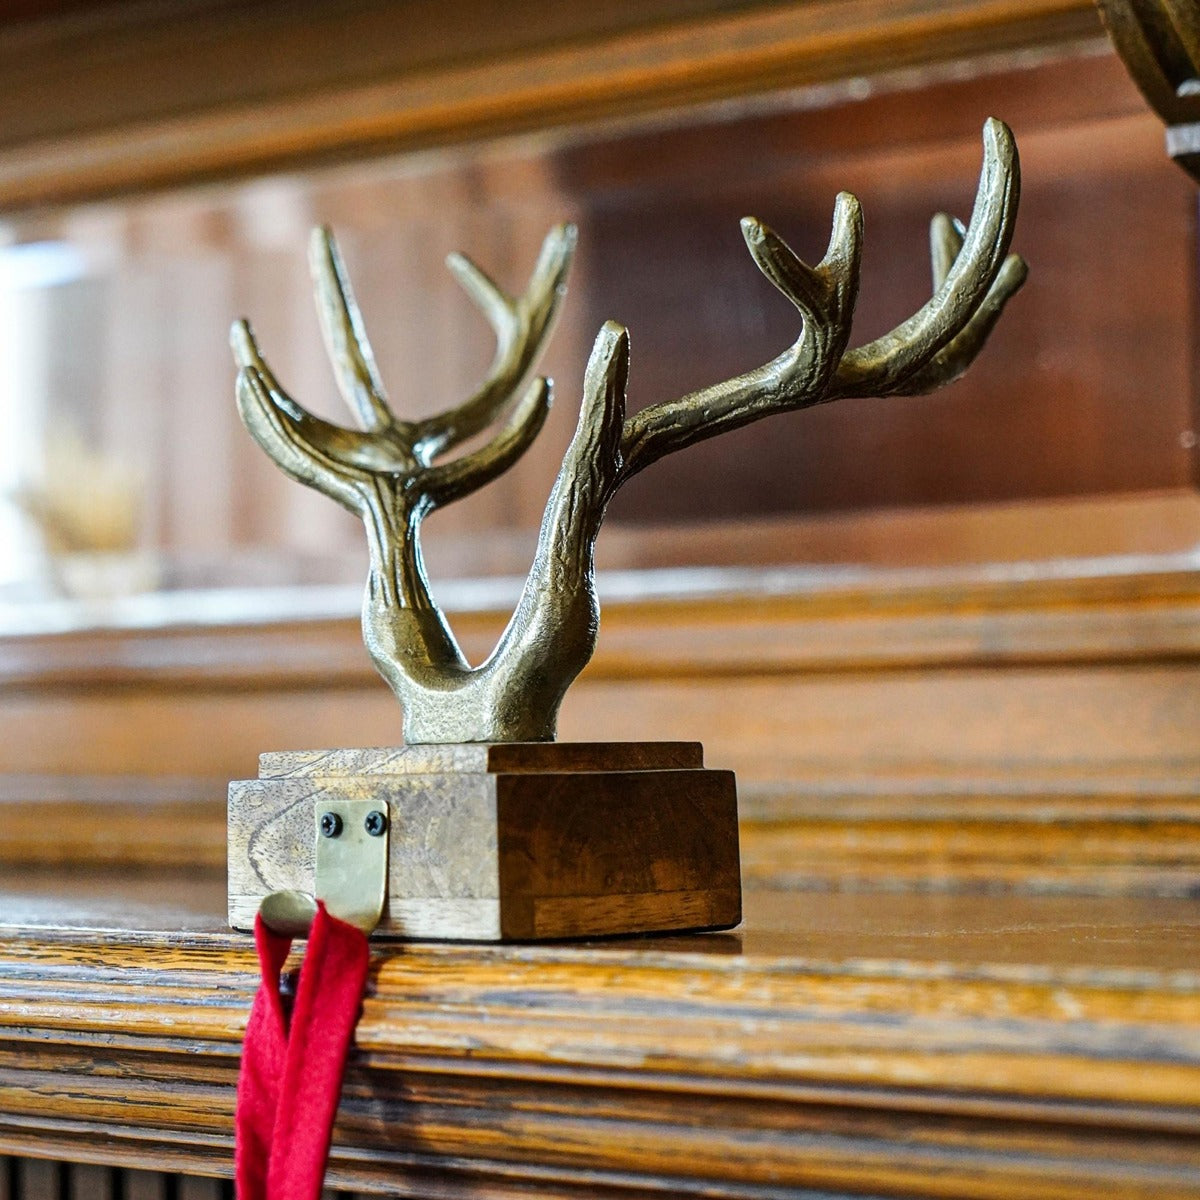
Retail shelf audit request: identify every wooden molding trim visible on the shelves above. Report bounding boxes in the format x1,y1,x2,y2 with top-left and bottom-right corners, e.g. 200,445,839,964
1,878,1197,1197
742,768,1200,896
5,766,1200,897
1097,0,1200,125
4,556,1200,789
0,774,226,870
4,554,1200,693
0,0,1102,209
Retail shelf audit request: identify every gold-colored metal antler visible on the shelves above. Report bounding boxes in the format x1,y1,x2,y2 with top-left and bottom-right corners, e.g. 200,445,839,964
827,118,1026,400
233,120,1025,745
232,223,574,665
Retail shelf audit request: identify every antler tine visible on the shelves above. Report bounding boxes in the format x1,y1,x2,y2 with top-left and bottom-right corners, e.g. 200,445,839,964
413,223,577,460
232,320,367,516
618,192,863,483
444,251,514,343
511,322,627,595
490,321,629,714
930,212,966,291
534,321,629,582
563,320,629,525
422,377,553,510
885,222,1028,396
309,226,400,434
830,117,1021,400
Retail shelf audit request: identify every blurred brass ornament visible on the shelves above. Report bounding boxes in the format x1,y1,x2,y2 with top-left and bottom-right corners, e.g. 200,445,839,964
232,118,1026,745
1097,0,1200,182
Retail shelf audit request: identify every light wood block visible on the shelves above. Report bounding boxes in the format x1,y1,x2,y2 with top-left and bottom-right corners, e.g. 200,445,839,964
228,742,740,940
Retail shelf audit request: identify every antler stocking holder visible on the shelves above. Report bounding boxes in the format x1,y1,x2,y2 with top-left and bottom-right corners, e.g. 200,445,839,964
227,119,1026,942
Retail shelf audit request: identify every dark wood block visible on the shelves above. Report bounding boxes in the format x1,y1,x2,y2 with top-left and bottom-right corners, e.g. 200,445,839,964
228,742,740,941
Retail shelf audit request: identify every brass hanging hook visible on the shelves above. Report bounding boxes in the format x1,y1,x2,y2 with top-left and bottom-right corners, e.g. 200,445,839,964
257,800,389,938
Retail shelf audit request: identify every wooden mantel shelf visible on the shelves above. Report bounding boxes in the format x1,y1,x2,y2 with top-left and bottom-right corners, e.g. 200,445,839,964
1,871,1198,1198
0,0,1103,210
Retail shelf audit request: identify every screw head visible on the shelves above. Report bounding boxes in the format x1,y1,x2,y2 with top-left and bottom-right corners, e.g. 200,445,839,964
364,810,387,837
319,811,343,839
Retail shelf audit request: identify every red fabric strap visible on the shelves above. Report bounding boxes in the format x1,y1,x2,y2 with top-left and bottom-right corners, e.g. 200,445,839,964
236,903,370,1200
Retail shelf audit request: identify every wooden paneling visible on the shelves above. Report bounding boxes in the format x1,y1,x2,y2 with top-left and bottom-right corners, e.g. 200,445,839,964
4,554,1200,897
2,51,1191,581
1,872,1198,1197
0,6,1195,1196
0,774,224,870
2,553,1199,787
741,766,1200,895
9,549,1200,698
8,770,1200,896
0,0,1103,210
3,51,1192,576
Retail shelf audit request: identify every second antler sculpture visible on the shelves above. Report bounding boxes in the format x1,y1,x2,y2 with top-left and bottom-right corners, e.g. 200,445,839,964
232,118,1026,746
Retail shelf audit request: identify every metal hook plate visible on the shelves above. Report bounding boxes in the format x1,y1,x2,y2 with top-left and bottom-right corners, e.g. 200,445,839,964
259,798,389,937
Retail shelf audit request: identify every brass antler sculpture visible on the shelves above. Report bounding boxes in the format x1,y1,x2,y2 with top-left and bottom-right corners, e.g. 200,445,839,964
233,118,1026,745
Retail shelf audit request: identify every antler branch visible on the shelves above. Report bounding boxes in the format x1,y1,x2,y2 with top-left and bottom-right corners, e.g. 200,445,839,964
234,121,1024,745
231,224,576,702
232,222,575,506
465,324,629,742
414,224,577,460
828,117,1024,399
619,192,863,483
422,377,553,509
232,321,375,516
471,118,1025,743
887,213,1028,395
309,227,405,435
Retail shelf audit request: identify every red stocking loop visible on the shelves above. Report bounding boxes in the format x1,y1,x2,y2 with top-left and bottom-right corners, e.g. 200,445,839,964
236,903,369,1200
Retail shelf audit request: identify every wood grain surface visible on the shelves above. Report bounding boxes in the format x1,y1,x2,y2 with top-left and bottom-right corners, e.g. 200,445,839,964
229,744,740,939
0,870,1197,1198
9,552,1200,696
8,766,1200,898
741,765,1200,896
257,742,703,777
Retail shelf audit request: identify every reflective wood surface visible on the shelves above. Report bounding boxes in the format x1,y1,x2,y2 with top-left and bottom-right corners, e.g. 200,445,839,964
1,870,1198,1197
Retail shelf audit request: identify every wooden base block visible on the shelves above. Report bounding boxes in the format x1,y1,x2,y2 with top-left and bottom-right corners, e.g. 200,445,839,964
228,742,741,941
